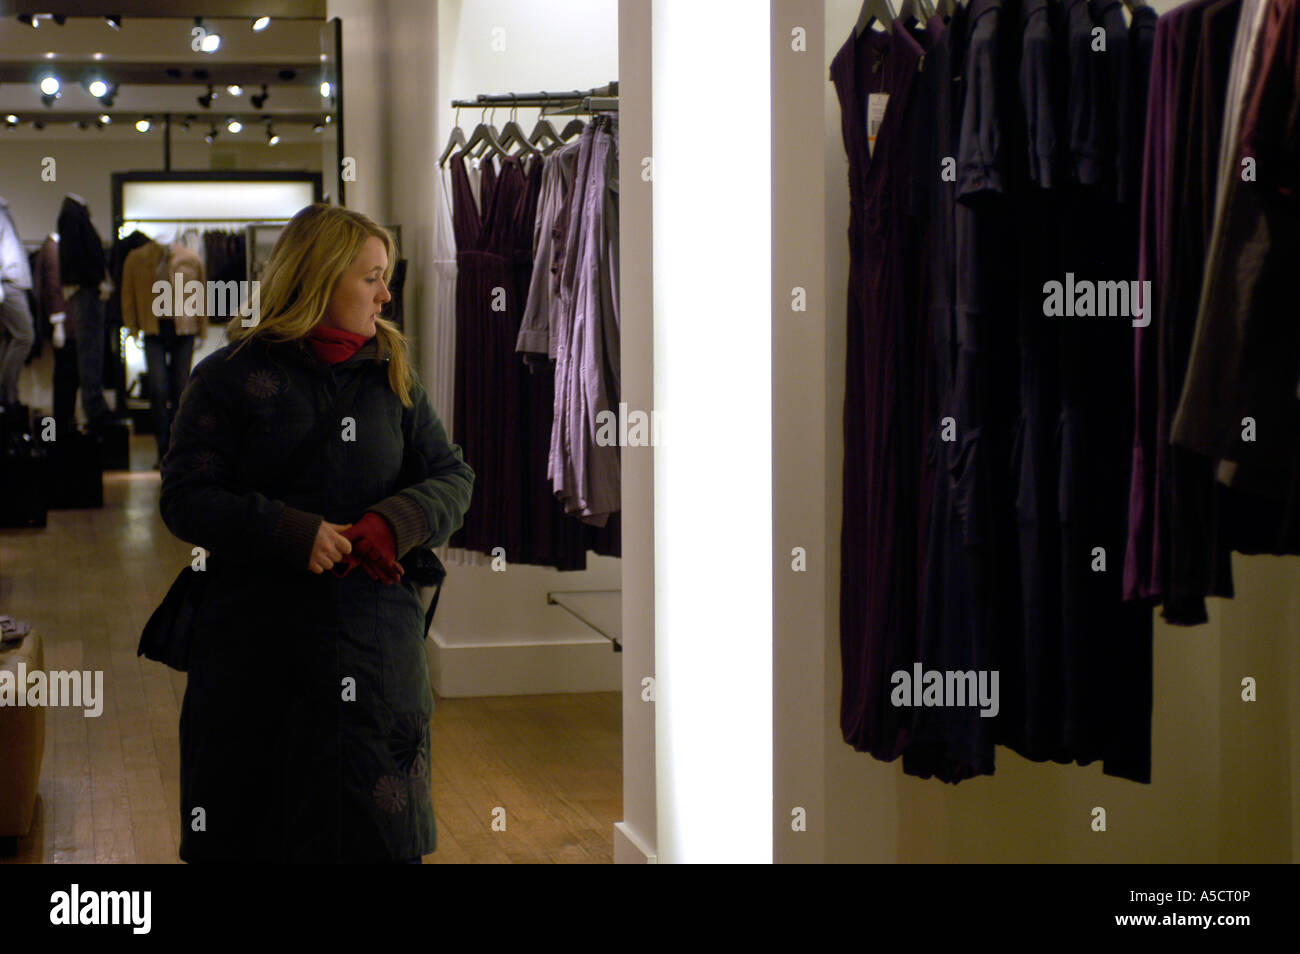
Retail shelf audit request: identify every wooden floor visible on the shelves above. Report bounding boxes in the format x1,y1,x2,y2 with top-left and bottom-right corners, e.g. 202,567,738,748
0,437,621,864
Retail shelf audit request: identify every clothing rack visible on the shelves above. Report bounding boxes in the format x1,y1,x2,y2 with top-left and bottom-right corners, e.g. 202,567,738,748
450,81,618,114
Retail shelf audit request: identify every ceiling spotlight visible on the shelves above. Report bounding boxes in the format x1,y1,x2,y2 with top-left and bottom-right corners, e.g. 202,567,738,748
320,80,331,98
39,75,60,96
104,16,121,30
204,125,218,144
194,18,221,53
98,113,111,125
324,114,332,124
226,84,242,96
265,123,280,145
17,14,36,28
5,115,18,125
88,78,109,99
135,116,151,132
226,117,242,133
311,122,323,134
33,120,44,130
197,84,214,109
53,15,66,26
252,16,270,32
250,84,268,109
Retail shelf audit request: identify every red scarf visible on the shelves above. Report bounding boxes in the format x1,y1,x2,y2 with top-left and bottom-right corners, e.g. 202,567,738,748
306,324,370,364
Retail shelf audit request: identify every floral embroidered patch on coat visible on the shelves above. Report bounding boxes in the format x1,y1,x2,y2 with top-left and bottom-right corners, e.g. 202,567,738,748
244,369,282,399
373,774,409,814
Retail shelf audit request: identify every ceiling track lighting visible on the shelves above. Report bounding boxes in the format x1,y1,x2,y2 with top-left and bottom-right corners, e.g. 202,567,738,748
135,115,152,132
227,84,242,97
250,84,269,109
198,84,214,109
17,14,36,28
252,16,271,32
194,17,221,54
265,122,279,145
226,116,242,134
38,74,60,96
104,15,121,30
205,124,218,144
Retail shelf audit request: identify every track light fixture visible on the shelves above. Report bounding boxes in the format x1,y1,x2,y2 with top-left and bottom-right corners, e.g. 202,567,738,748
226,117,242,133
198,84,214,109
252,17,271,32
250,84,269,109
227,84,242,97
266,122,280,145
194,17,221,53
135,116,151,132
105,16,121,30
204,124,218,144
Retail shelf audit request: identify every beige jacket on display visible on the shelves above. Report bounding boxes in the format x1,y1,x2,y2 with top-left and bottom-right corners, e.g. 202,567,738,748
121,240,208,339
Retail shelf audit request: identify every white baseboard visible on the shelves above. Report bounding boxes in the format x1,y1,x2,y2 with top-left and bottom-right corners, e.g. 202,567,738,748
613,821,657,864
428,633,621,696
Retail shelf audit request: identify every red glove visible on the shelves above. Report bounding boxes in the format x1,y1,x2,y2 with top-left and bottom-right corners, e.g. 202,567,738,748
342,513,404,585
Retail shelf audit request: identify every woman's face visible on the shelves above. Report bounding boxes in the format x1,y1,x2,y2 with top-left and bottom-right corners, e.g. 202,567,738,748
321,235,391,337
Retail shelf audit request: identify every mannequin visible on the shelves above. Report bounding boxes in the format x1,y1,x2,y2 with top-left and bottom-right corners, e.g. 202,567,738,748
57,193,111,431
0,195,36,420
122,233,207,466
30,231,80,433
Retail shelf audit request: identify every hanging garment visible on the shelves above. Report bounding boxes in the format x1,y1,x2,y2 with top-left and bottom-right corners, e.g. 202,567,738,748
517,139,582,370
448,147,604,569
430,162,487,569
831,17,928,766
1172,0,1300,553
551,116,621,528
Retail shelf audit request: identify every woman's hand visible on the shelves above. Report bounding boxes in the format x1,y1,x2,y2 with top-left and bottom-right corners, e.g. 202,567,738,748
309,521,353,573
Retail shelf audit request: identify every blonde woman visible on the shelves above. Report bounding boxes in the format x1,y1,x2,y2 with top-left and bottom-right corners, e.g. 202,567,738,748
160,203,474,863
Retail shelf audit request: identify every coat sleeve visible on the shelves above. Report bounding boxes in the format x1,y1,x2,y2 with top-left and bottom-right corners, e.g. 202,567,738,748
366,370,475,557
160,354,323,570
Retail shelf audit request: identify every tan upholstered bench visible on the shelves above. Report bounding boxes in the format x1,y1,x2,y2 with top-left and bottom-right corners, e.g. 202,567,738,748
0,630,45,855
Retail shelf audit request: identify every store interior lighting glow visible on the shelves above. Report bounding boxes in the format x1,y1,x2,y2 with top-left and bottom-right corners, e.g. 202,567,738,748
652,0,772,864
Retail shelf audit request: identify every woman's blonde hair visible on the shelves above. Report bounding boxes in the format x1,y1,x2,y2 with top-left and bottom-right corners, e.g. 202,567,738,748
229,202,414,407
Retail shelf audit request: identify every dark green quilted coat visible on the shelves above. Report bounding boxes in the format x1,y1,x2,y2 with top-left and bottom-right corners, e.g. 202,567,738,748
159,334,473,863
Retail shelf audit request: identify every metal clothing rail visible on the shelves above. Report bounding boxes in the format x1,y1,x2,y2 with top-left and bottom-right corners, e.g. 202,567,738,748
546,588,622,652
450,81,617,110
